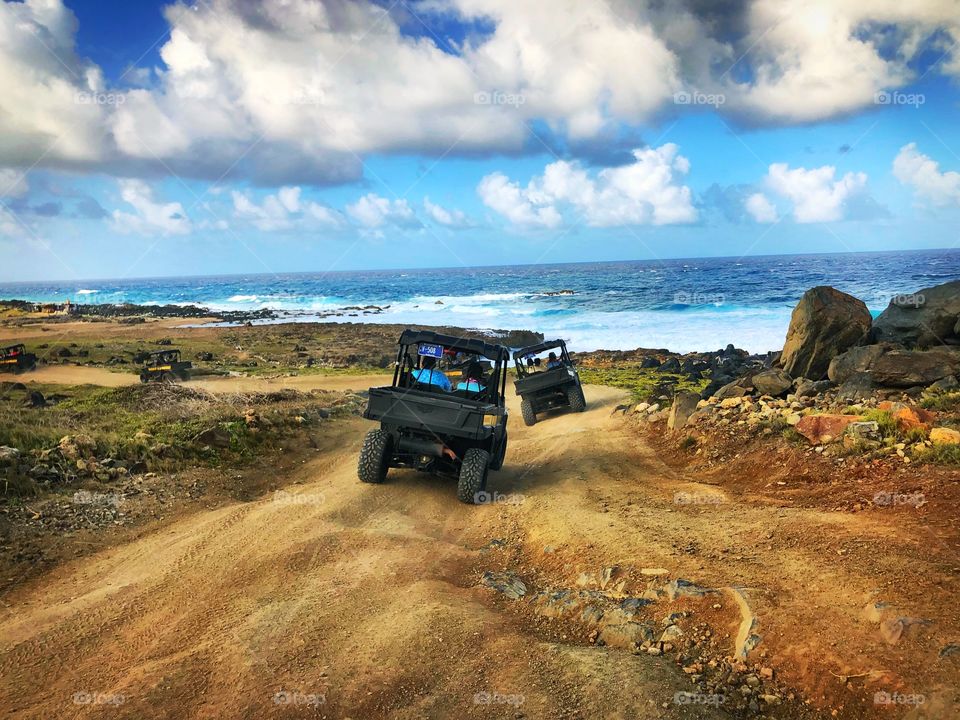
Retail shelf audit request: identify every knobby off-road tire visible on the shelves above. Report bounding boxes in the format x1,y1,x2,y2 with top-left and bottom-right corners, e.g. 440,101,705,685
358,429,392,484
521,398,537,426
457,448,490,504
568,386,586,412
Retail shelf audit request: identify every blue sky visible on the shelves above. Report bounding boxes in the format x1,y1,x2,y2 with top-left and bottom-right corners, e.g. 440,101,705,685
1,0,960,281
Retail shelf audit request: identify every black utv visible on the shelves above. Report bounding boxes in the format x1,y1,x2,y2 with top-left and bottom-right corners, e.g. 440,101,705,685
358,329,510,504
0,344,37,373
513,339,586,426
139,350,192,383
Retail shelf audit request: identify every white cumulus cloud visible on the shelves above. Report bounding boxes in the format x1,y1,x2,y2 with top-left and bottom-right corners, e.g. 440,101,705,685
112,180,191,236
745,192,777,223
346,194,420,229
423,197,472,228
478,144,697,228
232,186,343,231
765,163,867,222
893,143,960,207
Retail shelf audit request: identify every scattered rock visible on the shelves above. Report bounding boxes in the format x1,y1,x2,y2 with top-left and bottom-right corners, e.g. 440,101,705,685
667,391,700,430
795,415,863,445
930,427,960,445
752,369,793,397
481,571,527,600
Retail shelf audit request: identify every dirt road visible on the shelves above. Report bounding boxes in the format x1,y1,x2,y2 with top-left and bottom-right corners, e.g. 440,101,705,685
0,381,956,718
0,365,390,393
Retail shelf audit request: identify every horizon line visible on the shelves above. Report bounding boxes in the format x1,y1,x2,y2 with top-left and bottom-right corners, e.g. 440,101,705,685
0,246,957,287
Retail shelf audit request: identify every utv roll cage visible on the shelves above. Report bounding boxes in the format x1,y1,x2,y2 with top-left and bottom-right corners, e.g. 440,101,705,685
392,329,509,404
513,338,573,376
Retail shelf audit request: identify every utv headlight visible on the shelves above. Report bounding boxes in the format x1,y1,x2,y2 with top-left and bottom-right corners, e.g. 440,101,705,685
483,414,500,427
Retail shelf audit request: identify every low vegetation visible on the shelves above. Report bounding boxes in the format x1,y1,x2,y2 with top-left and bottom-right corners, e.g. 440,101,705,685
577,365,709,403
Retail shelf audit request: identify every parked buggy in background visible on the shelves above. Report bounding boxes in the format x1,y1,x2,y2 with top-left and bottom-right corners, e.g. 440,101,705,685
513,339,585,426
359,329,510,504
0,344,37,373
139,350,192,383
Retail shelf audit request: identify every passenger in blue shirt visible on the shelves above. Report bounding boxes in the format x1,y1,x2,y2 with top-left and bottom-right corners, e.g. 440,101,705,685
410,356,452,391
546,351,563,370
455,360,487,393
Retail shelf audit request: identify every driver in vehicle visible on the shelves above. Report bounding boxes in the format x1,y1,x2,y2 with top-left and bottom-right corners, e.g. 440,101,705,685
410,355,452,391
455,359,487,393
546,351,563,370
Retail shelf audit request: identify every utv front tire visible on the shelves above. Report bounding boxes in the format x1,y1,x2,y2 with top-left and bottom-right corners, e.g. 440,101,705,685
457,448,490,504
521,398,537,426
568,386,586,412
358,429,392,484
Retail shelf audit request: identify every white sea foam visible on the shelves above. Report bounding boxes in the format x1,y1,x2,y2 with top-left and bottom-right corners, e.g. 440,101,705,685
76,289,98,295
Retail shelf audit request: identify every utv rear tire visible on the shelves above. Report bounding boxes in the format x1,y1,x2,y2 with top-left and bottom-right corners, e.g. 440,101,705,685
457,448,490,504
568,386,586,412
358,429,392,484
521,398,537,426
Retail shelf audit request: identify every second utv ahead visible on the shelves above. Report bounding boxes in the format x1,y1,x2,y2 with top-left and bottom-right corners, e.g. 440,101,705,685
0,344,37,373
139,350,192,383
514,339,586,426
358,329,509,504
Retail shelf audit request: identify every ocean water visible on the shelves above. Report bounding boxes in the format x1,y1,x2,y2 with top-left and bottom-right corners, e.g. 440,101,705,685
2,250,958,353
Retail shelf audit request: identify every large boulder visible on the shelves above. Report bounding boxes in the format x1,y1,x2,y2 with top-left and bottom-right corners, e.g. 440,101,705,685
779,287,872,380
872,281,960,348
829,344,960,388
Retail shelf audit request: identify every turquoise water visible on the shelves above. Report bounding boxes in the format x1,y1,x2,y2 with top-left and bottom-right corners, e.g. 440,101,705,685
1,250,957,353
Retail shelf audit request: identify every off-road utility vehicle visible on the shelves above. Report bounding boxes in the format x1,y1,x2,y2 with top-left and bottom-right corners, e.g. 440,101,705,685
358,329,509,504
0,344,37,373
513,339,585,426
139,349,192,383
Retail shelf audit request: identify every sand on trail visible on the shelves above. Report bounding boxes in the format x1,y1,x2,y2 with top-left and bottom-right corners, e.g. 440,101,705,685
1,376,956,718
0,365,390,394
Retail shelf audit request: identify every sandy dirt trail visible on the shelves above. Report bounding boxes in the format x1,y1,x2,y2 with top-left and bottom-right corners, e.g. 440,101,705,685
0,385,732,720
0,366,390,393
1,377,955,718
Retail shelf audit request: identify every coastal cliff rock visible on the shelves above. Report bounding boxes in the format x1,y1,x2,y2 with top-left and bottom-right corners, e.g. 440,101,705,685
872,280,960,348
830,344,960,388
779,287,871,380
